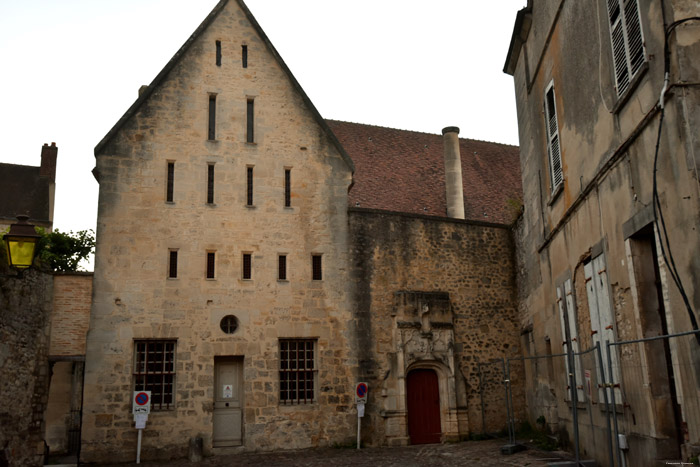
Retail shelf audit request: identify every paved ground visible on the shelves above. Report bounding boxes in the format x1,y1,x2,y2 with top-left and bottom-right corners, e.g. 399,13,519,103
95,439,573,466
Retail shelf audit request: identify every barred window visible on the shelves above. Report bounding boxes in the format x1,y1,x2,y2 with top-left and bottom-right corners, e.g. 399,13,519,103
279,339,316,404
133,340,176,410
242,253,252,280
284,169,291,207
166,162,175,202
207,164,215,204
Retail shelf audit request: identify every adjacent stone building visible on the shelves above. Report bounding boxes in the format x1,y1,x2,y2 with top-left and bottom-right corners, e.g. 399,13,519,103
81,0,523,462
504,0,700,465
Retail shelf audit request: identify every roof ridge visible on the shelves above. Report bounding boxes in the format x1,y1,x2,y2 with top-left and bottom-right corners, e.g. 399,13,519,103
326,119,519,147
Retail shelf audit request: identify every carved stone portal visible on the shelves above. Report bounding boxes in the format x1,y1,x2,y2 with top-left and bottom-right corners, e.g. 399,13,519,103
381,291,468,445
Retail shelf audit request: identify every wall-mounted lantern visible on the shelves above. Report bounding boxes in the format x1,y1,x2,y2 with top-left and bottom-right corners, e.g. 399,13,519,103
3,215,41,269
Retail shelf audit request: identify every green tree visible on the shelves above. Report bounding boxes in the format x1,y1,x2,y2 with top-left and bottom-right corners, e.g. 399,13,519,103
36,228,95,272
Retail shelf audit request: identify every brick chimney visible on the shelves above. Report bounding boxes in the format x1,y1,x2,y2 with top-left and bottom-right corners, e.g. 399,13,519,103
40,142,58,182
442,127,465,219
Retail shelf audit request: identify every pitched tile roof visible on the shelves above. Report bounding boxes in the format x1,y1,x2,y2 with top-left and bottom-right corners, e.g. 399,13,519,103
0,163,51,224
327,120,522,225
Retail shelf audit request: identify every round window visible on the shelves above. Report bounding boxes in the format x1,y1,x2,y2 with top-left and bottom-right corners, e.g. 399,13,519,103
220,315,239,334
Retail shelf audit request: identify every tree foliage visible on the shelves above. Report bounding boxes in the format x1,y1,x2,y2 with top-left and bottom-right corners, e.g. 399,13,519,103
36,228,95,272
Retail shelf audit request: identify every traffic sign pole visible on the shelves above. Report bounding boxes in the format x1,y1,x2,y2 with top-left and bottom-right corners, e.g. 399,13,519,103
132,391,151,463
355,383,368,449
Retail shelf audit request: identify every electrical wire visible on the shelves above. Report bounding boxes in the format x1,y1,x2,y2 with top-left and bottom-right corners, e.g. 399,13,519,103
653,16,700,345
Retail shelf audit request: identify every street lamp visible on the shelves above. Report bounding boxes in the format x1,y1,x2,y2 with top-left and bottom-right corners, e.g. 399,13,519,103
3,215,41,269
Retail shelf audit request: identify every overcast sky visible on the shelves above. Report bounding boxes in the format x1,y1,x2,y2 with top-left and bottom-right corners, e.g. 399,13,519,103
0,0,524,268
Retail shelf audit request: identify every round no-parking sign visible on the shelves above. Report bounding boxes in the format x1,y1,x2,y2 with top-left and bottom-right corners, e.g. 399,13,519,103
133,391,151,414
355,382,368,404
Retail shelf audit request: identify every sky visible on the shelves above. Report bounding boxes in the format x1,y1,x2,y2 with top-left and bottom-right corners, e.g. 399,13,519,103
0,0,525,268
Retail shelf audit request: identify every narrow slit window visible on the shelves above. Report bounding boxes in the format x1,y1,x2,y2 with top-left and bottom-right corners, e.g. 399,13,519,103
312,255,322,281
207,164,215,204
208,94,216,141
169,250,178,279
284,169,291,207
215,40,221,66
246,99,254,143
278,255,287,281
246,167,253,206
242,253,252,280
206,252,215,279
242,45,248,68
166,162,175,202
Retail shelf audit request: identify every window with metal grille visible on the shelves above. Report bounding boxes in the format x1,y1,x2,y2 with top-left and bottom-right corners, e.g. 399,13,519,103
246,99,254,143
242,253,252,280
284,169,291,207
607,0,645,96
278,255,287,281
220,315,238,334
544,82,563,193
208,94,216,140
166,162,175,202
216,40,221,66
133,340,176,410
279,339,316,404
206,252,215,279
242,45,248,68
207,164,215,204
168,250,178,279
312,254,322,281
246,167,253,206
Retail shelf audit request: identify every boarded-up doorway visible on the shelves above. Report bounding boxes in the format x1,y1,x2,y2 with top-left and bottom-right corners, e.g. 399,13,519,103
407,369,441,444
213,357,243,447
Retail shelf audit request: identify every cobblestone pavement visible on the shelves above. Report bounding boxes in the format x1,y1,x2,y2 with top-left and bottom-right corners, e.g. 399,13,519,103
99,439,572,466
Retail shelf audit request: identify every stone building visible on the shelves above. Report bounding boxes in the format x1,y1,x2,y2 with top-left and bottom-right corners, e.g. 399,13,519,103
81,0,523,462
0,142,57,232
504,0,700,465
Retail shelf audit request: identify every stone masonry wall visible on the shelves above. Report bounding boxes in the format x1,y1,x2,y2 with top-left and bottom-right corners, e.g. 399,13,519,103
349,209,524,444
50,273,93,356
82,0,356,462
0,267,54,467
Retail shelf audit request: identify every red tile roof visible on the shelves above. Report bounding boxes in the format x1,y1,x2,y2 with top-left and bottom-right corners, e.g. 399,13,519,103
326,120,523,225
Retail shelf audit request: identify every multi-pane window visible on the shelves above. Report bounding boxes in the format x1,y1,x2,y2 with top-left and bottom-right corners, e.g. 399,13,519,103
246,167,254,206
246,99,254,143
133,340,176,410
544,82,563,193
208,94,217,140
242,253,252,280
284,169,291,207
215,40,221,66
207,164,215,204
279,339,316,404
312,254,322,281
242,45,248,68
278,255,287,281
168,250,178,279
166,162,175,202
607,0,645,96
206,252,215,279
585,254,622,403
557,278,584,402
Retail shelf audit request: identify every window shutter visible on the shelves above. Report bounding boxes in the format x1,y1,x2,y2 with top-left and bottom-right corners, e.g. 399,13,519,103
544,84,563,192
607,0,645,96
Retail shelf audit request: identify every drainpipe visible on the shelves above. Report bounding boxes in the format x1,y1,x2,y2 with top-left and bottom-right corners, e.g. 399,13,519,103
442,127,465,219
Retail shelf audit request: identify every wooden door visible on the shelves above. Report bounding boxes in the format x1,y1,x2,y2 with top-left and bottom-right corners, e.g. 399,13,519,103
407,369,441,444
213,357,243,447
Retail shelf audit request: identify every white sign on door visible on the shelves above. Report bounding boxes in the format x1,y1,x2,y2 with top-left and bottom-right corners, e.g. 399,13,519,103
223,384,233,398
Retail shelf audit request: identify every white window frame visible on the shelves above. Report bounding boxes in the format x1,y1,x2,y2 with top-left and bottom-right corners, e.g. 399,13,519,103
544,81,563,193
606,0,646,96
585,253,622,403
557,278,585,402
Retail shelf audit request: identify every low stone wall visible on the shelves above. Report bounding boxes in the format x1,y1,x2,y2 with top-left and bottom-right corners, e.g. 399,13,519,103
0,267,54,467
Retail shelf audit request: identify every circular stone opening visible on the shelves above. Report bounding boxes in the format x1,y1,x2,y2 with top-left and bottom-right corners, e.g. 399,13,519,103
220,315,239,334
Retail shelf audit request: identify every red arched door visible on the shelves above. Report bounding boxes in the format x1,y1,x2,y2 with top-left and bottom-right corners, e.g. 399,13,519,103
407,369,441,444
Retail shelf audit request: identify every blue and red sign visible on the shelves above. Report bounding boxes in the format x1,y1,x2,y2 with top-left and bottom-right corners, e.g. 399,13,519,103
355,382,368,403
135,392,149,405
